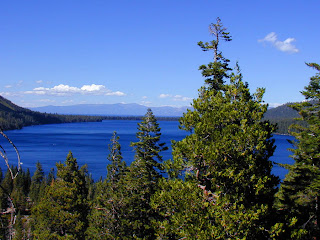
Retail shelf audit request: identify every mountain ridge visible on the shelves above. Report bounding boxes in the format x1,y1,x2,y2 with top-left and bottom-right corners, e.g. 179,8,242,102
0,94,302,134
0,95,106,131
30,103,190,117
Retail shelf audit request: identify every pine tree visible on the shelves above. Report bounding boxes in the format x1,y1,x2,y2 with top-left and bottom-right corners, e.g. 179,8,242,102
29,161,45,204
10,168,31,214
46,167,55,185
151,178,213,239
276,63,320,239
32,152,89,239
122,108,168,239
13,211,26,240
197,17,232,91
86,131,128,239
106,132,127,185
130,108,168,176
24,168,31,196
154,18,279,239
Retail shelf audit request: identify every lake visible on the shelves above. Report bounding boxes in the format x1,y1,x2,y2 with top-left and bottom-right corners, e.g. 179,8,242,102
1,120,294,181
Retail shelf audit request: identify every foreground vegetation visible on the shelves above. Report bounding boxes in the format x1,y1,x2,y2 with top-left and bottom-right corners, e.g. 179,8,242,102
0,18,319,239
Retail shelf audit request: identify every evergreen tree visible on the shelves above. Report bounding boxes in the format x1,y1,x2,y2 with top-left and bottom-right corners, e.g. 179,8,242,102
87,131,128,239
130,108,168,176
151,178,213,239
13,211,26,240
46,167,55,185
197,17,232,91
123,109,168,239
276,63,320,239
9,167,30,213
154,18,279,239
0,167,3,182
29,161,45,204
24,168,31,196
32,152,89,239
106,132,127,184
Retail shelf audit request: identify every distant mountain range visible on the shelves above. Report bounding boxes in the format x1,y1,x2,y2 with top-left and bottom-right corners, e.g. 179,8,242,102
30,102,303,134
0,93,303,134
31,103,191,117
31,102,300,119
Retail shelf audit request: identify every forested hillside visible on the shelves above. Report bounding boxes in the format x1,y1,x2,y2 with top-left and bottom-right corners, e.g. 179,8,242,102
265,103,299,119
0,95,106,130
263,103,302,134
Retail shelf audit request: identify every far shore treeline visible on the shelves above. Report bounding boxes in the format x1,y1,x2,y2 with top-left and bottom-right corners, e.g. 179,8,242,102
0,94,179,131
0,18,320,239
0,93,303,135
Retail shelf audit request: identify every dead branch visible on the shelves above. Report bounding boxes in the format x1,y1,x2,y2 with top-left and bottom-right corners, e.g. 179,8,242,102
0,128,22,240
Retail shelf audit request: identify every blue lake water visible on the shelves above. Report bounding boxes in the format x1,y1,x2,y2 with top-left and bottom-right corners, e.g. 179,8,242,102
1,120,294,181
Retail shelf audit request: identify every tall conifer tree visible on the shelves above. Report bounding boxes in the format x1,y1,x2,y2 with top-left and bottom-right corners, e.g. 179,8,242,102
276,63,320,239
32,152,89,239
154,18,279,239
29,161,45,204
123,108,168,239
87,132,128,239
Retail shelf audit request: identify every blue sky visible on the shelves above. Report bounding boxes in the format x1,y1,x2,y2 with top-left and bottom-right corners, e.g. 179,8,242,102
0,0,319,108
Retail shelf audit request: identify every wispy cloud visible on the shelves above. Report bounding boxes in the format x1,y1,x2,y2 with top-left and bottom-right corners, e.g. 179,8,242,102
39,99,56,103
173,95,192,102
0,92,20,97
268,102,284,108
259,32,299,53
159,94,171,98
62,100,75,104
24,84,126,96
141,101,152,106
4,81,24,89
17,81,23,87
159,93,192,102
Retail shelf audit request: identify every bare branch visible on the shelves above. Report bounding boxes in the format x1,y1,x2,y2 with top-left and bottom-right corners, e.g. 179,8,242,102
0,128,23,240
0,129,22,179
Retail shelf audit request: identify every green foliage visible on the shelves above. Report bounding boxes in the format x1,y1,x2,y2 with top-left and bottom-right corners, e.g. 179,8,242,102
151,178,213,239
0,167,31,214
1,18,317,240
106,132,127,183
32,152,89,239
159,19,279,239
130,108,168,175
119,109,168,239
29,161,45,204
13,211,27,240
0,166,32,239
198,17,232,90
86,132,128,239
263,102,307,134
276,63,320,239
